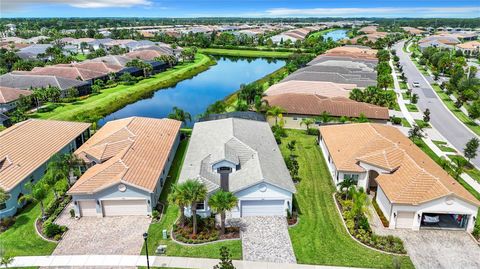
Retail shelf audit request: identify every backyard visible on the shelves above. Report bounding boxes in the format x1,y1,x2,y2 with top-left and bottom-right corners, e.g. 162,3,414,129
279,130,414,268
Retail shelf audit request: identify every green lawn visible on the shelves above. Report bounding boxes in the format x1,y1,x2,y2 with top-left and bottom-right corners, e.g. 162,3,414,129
31,54,215,122
73,54,87,61
401,92,410,100
0,194,57,256
432,140,457,153
430,84,480,136
414,119,430,128
141,139,242,259
198,48,293,59
400,82,408,90
401,118,412,128
406,104,418,112
280,130,414,268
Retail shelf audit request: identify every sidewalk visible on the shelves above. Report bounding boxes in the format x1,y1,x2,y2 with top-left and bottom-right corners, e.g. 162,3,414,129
390,58,480,194
8,255,364,269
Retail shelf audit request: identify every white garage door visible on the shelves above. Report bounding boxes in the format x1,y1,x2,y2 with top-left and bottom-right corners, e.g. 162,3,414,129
396,211,415,229
102,199,148,217
241,200,285,217
78,200,97,217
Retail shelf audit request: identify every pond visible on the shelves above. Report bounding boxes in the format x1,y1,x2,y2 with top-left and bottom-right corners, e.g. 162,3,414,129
99,56,285,126
323,29,349,41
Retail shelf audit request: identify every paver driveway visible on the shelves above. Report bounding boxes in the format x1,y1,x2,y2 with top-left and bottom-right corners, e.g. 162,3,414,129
394,230,480,269
241,216,296,264
53,203,151,255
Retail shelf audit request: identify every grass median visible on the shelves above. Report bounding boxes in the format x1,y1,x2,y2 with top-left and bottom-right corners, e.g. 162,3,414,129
31,53,215,122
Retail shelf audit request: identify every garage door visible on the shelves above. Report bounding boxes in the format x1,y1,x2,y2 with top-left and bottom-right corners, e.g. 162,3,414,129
78,200,97,217
102,199,148,217
396,211,415,229
241,200,285,217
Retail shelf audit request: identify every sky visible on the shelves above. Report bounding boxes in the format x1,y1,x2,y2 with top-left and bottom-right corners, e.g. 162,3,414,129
2,0,480,18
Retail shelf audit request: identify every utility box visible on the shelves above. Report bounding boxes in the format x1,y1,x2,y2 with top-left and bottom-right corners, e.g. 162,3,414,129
162,229,168,239
156,245,167,255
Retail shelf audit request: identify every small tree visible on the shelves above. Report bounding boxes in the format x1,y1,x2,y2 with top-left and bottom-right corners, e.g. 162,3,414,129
451,158,465,180
464,138,479,162
423,108,431,123
0,254,13,269
410,93,419,104
168,106,192,125
266,106,286,126
337,176,356,199
208,190,238,235
169,183,188,227
183,179,207,236
408,124,424,141
300,118,315,132
18,182,48,220
213,246,235,269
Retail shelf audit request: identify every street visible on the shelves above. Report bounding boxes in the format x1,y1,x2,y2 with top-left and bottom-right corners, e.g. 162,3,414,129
394,41,480,168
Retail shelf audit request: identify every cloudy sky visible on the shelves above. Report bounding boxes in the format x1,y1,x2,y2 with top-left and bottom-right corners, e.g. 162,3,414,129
2,0,480,18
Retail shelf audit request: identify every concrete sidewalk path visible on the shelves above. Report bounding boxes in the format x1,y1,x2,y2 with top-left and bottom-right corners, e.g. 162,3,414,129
8,255,365,269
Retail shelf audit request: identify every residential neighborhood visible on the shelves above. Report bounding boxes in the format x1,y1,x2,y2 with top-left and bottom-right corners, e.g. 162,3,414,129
1,3,480,269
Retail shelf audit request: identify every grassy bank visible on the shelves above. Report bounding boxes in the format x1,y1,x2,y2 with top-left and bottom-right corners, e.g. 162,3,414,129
31,53,215,122
142,139,242,259
198,48,293,59
280,130,414,268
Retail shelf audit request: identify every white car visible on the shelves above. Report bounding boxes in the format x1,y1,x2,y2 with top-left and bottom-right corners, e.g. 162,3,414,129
412,81,420,88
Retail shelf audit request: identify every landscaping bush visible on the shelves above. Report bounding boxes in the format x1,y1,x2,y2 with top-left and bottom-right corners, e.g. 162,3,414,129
306,128,319,136
173,215,238,244
0,216,16,232
390,116,402,125
42,221,66,238
69,208,75,218
152,209,160,220
473,212,480,241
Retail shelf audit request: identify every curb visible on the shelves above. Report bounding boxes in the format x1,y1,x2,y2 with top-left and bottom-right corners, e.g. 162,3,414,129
34,218,59,243
169,228,240,246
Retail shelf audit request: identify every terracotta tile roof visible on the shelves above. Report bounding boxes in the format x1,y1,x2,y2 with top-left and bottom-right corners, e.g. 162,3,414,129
264,93,389,120
0,86,32,104
125,49,168,61
0,119,90,191
456,41,480,50
319,123,480,206
265,80,355,98
68,117,181,194
324,46,378,60
30,66,106,81
359,26,378,34
402,27,426,35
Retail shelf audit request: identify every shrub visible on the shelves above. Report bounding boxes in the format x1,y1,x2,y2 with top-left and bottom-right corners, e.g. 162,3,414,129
306,128,319,136
390,116,402,125
152,209,160,220
0,216,16,231
69,209,75,218
53,234,63,241
43,221,63,238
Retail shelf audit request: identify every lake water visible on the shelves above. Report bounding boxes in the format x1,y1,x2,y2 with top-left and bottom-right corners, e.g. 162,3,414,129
323,29,349,41
99,57,285,126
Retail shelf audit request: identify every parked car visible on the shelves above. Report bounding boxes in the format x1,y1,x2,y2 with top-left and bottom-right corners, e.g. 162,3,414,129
412,81,420,88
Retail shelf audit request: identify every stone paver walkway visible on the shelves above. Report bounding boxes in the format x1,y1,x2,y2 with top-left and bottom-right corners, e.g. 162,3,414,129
9,255,364,269
241,216,296,264
53,204,151,255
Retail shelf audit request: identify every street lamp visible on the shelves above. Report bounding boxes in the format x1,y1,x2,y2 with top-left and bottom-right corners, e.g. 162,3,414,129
143,232,150,269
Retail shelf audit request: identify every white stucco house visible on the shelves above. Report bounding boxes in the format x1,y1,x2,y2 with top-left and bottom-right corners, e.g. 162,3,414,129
68,117,181,217
178,115,296,218
319,123,480,232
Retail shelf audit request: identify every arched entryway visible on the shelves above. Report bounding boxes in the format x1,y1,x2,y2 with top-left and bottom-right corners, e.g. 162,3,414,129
367,170,379,194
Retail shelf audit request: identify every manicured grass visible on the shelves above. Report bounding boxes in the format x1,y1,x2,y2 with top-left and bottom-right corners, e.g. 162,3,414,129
141,139,242,259
401,118,412,128
414,119,430,128
432,140,457,153
431,84,480,136
198,48,293,59
400,82,408,90
73,54,87,61
280,130,414,268
0,194,56,257
447,155,480,183
31,54,215,122
401,92,410,100
406,104,418,112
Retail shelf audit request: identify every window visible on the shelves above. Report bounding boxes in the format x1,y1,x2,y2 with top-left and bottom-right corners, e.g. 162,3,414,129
196,201,205,210
343,174,360,183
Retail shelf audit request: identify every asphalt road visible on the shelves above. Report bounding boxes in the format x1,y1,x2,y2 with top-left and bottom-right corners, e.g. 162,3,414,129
395,41,480,167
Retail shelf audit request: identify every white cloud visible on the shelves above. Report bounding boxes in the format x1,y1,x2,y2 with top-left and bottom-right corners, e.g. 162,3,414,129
2,0,152,12
263,7,479,18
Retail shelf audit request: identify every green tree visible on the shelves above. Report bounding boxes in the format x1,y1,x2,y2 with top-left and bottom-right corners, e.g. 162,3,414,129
300,118,315,131
408,124,424,141
423,108,431,123
168,106,192,125
213,246,235,269
266,106,286,125
337,176,356,199
208,190,238,235
168,183,188,227
0,254,13,269
317,111,332,124
182,179,207,236
464,138,479,162
18,182,48,219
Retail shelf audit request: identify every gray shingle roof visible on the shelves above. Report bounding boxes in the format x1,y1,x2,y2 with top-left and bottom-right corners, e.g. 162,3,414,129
0,73,88,91
179,118,296,194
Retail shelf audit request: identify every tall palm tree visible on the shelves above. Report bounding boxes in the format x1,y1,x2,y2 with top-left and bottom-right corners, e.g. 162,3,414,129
183,179,207,236
350,188,370,223
266,106,286,125
168,106,192,125
18,182,48,220
208,190,238,235
300,118,315,130
168,183,188,227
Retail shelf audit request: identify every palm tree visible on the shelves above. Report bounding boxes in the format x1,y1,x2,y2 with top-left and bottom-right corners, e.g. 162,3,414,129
168,183,188,227
317,111,332,124
337,177,356,199
208,190,238,235
168,106,192,125
0,255,13,269
356,113,369,123
350,188,371,224
451,158,465,180
266,106,286,125
18,182,48,220
300,118,315,130
183,179,207,236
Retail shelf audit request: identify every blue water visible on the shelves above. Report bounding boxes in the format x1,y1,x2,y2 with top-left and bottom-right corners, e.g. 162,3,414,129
323,29,349,41
99,57,285,126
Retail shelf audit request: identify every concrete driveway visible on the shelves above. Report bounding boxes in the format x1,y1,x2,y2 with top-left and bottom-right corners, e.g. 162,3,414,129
394,41,480,167
241,216,296,264
394,230,480,269
53,203,151,255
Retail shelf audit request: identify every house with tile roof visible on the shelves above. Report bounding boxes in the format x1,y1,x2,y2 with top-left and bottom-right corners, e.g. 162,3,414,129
0,119,90,218
318,123,479,232
179,116,296,218
68,117,181,217
0,86,32,113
